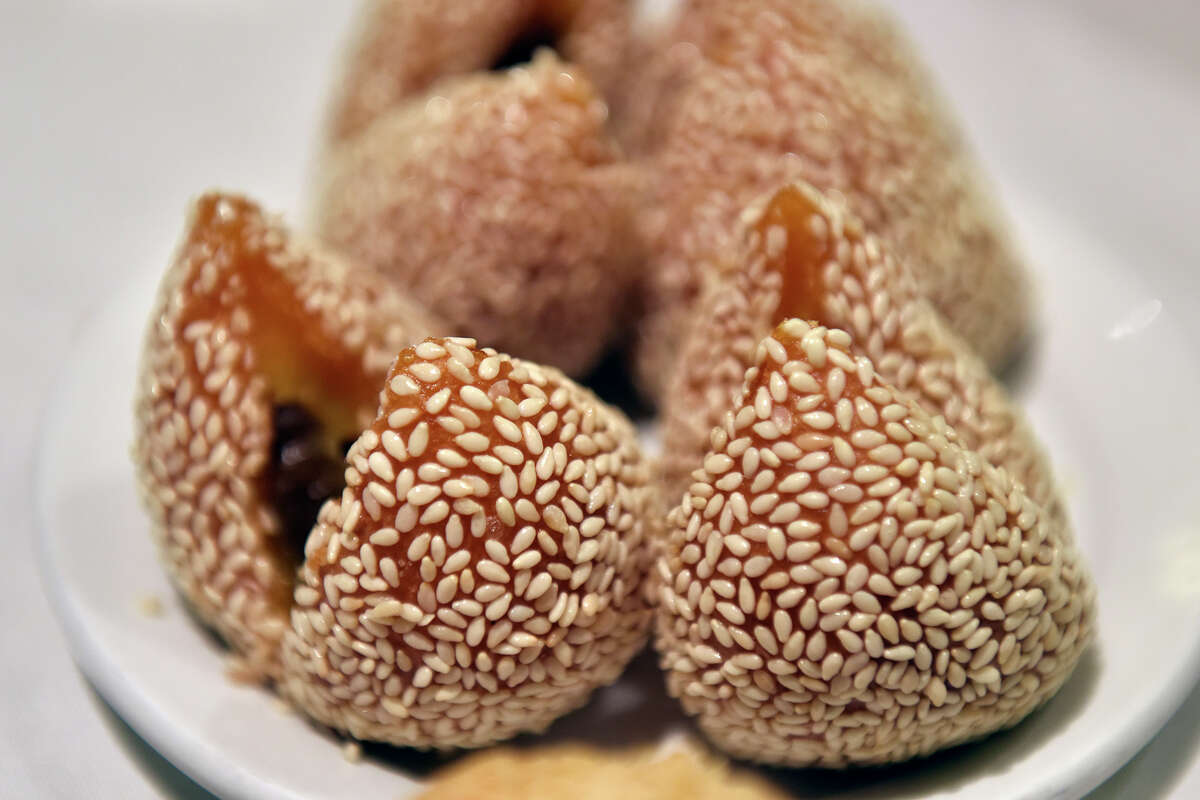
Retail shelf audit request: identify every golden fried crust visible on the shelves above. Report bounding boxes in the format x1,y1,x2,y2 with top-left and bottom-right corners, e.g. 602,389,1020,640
132,193,439,679
661,182,1055,515
317,53,640,378
632,0,1031,401
655,320,1094,766
327,0,635,144
279,337,654,748
417,742,790,800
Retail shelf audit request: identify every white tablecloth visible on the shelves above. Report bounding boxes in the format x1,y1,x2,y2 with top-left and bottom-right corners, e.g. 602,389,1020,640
3,1,1197,796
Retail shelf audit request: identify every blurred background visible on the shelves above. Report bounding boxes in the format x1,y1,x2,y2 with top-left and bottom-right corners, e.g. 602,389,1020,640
1,0,1197,796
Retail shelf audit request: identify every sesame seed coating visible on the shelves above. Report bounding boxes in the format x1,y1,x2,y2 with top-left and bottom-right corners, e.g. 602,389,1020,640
317,52,639,377
326,0,635,145
655,320,1095,766
629,0,1031,401
132,193,439,679
279,337,654,748
662,182,1057,520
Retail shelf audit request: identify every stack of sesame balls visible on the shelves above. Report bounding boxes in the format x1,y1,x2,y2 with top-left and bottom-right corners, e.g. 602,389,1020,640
132,0,1095,773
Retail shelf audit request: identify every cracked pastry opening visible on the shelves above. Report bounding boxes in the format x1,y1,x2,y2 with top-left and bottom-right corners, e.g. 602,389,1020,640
754,184,834,327
179,195,389,584
247,281,378,573
268,404,355,567
133,191,439,680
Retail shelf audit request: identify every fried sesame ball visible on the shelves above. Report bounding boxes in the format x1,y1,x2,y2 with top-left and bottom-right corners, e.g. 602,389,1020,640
317,53,640,378
417,740,789,800
654,319,1095,766
326,0,635,145
661,182,1055,513
631,0,1031,401
132,192,440,679
279,336,654,748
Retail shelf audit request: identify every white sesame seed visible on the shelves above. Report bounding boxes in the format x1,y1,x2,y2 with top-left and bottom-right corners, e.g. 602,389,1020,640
477,560,510,584
407,483,440,506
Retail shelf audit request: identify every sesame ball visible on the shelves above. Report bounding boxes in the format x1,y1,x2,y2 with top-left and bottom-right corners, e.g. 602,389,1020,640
662,182,1056,516
279,337,654,748
317,52,640,377
326,0,635,145
631,0,1031,401
655,319,1095,766
132,192,440,679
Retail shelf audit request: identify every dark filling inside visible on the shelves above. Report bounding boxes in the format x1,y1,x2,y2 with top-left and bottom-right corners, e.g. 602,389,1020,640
490,21,559,71
268,404,352,565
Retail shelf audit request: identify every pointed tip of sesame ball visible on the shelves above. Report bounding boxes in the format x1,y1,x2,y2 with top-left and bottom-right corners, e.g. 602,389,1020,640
655,319,1095,767
663,180,1056,515
279,336,656,748
133,191,440,680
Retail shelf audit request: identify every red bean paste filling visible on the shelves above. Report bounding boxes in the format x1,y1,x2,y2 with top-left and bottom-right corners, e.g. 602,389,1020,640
269,403,353,565
491,21,559,71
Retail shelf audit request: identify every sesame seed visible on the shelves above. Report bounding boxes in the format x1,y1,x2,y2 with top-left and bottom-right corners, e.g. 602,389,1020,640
459,385,492,411
477,561,510,584
407,484,440,506
409,363,441,383
455,432,490,453
407,423,429,458
424,388,451,415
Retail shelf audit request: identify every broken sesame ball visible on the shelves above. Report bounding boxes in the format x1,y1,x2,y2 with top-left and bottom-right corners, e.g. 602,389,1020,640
661,182,1056,515
317,52,639,378
655,319,1095,766
278,336,654,748
326,0,635,145
630,0,1032,401
132,192,440,679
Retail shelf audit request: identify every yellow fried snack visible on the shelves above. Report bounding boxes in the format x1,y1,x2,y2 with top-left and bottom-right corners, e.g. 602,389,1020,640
417,742,789,800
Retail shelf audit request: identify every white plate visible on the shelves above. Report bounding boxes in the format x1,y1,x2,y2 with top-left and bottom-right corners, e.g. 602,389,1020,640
34,180,1200,799
33,0,1200,797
